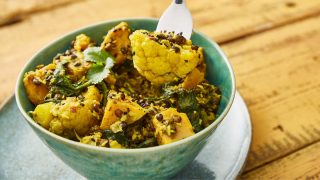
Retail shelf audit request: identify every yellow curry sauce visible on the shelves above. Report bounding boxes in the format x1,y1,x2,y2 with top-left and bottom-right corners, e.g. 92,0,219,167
23,22,221,149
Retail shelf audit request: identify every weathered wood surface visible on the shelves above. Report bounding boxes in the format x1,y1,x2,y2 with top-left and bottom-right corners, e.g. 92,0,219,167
1,0,320,179
0,0,78,26
242,141,320,179
222,15,320,173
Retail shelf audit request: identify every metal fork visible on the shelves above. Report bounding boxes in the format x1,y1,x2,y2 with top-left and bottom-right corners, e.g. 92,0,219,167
156,0,193,39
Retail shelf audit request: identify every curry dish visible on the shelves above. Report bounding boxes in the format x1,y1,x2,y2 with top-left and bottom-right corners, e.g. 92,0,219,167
23,22,221,148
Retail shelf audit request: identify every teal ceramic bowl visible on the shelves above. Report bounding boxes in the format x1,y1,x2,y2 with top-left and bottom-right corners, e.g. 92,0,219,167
15,18,235,179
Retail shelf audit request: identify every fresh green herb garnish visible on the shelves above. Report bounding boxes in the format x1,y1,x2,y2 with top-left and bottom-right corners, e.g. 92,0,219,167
86,60,114,84
84,47,114,84
84,47,112,64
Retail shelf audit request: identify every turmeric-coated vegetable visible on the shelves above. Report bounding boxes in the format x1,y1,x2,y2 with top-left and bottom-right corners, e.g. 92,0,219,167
130,30,204,85
182,67,205,89
23,63,55,105
100,91,147,130
33,86,102,138
74,34,91,51
152,108,195,145
101,22,132,64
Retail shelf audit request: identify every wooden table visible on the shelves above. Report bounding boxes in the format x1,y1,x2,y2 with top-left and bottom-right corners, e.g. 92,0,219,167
1,0,320,178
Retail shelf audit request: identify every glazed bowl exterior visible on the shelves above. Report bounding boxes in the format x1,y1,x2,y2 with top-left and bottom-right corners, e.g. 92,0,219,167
15,18,235,179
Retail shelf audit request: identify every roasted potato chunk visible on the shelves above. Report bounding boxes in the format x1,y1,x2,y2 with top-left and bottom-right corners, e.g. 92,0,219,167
182,67,205,89
23,63,55,105
101,22,132,64
100,91,147,130
152,108,195,145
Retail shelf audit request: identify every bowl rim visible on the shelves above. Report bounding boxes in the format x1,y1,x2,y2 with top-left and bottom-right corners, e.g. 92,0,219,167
15,17,236,154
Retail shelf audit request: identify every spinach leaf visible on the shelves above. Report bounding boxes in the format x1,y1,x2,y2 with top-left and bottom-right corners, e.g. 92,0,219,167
177,91,203,132
177,91,199,112
102,130,129,147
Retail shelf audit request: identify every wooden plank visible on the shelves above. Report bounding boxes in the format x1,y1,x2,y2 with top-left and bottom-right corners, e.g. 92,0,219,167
1,0,320,106
241,141,320,179
0,0,79,26
221,15,320,172
193,0,320,42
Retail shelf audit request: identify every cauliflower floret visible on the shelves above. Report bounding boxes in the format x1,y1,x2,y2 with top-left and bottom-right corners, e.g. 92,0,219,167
101,22,132,64
109,140,123,149
32,86,102,139
81,132,108,147
82,85,102,102
50,96,100,138
130,30,204,85
74,34,91,51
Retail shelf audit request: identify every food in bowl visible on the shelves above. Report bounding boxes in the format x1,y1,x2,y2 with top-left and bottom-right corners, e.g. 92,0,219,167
23,22,221,149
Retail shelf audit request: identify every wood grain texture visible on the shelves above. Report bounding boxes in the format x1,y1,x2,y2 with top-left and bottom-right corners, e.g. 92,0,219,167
241,141,320,179
192,0,320,42
0,0,79,26
222,15,320,173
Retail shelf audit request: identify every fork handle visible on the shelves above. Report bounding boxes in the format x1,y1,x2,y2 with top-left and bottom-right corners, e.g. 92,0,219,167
175,0,183,4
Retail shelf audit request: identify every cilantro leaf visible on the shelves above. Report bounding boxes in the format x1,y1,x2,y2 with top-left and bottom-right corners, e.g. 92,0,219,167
84,47,115,84
86,57,114,84
83,47,113,64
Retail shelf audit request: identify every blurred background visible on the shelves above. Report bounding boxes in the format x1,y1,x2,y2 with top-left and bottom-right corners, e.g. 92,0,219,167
1,0,320,179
